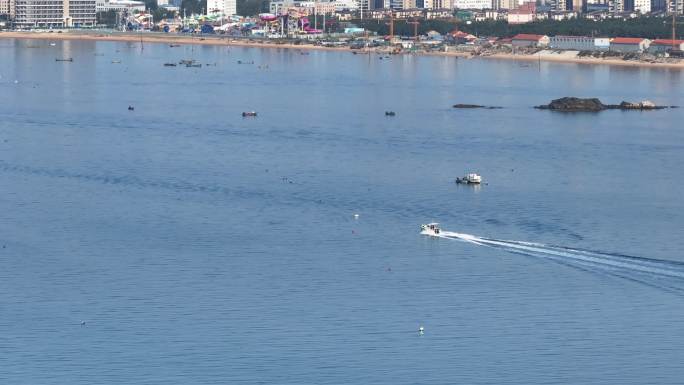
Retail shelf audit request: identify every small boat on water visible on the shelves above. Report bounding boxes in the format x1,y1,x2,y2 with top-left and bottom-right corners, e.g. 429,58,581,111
128,106,135,111
186,63,202,68
164,63,177,67
55,58,73,62
111,59,121,64
420,223,441,237
385,111,396,116
169,44,181,47
455,173,482,184
179,59,196,65
242,111,257,117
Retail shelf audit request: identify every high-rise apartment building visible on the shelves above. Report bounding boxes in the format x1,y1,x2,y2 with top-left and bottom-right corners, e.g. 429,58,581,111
633,0,649,12
13,0,95,27
207,0,236,18
668,0,682,13
0,0,14,17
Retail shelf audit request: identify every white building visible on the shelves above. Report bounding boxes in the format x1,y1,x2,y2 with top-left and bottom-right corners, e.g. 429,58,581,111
334,0,358,10
548,0,566,10
609,37,650,52
269,0,312,13
608,0,622,12
454,0,491,8
634,0,650,12
494,0,517,9
96,0,145,12
549,35,594,50
66,0,96,25
14,0,95,27
207,0,235,18
0,0,13,16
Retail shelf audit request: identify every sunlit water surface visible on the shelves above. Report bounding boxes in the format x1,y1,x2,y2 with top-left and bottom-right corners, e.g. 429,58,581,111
1,38,684,384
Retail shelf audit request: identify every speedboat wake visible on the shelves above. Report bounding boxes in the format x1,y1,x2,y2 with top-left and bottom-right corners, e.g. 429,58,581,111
432,228,684,293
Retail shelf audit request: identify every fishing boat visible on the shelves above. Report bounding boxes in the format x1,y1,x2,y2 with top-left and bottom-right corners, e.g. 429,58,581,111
242,111,257,117
420,223,441,237
55,58,73,62
455,173,482,184
164,63,177,67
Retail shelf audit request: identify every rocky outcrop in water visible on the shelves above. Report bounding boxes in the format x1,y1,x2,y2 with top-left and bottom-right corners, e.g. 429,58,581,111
453,104,502,109
535,97,671,112
535,97,606,112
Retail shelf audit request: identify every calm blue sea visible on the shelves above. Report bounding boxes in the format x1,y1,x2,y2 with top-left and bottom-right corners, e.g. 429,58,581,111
1,37,684,384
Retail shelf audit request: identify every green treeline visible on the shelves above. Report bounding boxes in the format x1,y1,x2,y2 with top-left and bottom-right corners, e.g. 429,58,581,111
353,17,684,40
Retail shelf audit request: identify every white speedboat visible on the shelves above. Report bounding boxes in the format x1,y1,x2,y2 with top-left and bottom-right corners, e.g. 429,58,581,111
455,173,482,184
420,223,442,237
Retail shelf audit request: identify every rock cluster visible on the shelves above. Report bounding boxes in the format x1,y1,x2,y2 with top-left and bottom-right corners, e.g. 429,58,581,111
535,97,670,111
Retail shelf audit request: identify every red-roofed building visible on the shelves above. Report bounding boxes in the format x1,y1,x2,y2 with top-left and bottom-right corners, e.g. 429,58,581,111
449,30,477,43
648,39,684,53
609,37,650,53
512,33,550,48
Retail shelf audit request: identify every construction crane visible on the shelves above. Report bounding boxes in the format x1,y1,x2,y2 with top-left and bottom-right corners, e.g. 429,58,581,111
407,18,420,41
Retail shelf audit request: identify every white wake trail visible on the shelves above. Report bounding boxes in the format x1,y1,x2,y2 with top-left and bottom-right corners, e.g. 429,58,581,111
439,231,684,280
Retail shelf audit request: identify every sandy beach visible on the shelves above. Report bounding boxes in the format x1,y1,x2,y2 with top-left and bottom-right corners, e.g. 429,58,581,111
2,30,683,69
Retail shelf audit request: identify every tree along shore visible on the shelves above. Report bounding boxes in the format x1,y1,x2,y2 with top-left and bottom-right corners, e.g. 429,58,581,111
353,17,684,40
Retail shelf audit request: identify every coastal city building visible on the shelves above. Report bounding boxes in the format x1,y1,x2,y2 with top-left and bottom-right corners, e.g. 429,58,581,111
95,0,145,12
454,0,492,9
609,36,650,52
548,0,566,11
269,0,312,13
609,0,623,12
647,38,684,53
14,0,64,27
633,0,650,12
0,0,14,17
67,0,96,25
511,33,550,47
549,35,611,50
549,35,594,50
668,0,683,14
507,1,535,22
207,0,236,18
430,0,453,8
14,0,95,27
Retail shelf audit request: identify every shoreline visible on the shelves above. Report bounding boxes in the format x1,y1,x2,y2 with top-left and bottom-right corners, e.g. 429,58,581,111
2,31,684,69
